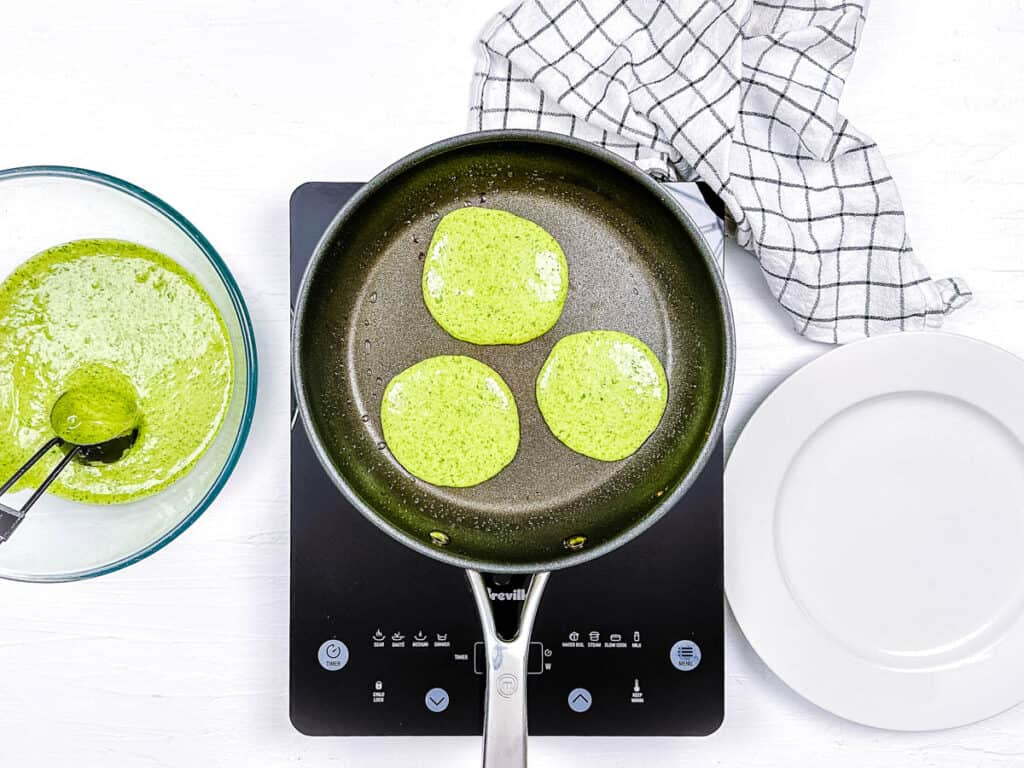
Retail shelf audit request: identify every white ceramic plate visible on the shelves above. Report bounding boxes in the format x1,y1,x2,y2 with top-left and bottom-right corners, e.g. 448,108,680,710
726,332,1024,730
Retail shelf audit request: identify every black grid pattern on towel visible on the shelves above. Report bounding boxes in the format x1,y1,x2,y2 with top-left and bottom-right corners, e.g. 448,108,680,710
470,0,970,343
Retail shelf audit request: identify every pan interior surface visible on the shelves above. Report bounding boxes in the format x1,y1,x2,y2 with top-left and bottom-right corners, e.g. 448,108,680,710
297,135,729,569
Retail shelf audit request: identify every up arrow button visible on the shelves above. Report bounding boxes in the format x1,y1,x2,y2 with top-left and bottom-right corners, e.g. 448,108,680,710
567,687,592,713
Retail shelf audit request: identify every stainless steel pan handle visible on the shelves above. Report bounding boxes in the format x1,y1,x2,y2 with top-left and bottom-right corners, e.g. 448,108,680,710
467,570,550,768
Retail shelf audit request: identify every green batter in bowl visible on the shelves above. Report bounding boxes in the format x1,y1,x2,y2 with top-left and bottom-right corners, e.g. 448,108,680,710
0,167,257,582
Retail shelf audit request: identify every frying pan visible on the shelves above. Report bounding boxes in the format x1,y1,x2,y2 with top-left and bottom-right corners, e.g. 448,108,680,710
292,130,734,766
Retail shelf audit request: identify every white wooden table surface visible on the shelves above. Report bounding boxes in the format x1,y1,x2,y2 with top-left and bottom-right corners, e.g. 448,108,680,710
2,1,1023,766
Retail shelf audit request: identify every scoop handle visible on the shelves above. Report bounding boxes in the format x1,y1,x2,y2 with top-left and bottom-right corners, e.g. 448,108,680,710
0,438,78,544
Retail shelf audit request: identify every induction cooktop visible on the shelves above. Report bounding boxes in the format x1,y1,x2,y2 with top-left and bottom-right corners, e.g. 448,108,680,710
289,180,725,737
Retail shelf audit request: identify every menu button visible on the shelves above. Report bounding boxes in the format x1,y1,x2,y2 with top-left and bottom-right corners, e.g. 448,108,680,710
669,639,701,671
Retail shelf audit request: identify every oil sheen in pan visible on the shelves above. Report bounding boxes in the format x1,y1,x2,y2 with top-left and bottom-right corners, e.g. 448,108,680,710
342,183,702,528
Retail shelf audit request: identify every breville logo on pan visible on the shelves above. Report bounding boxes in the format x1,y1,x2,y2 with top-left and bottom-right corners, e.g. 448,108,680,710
487,587,527,601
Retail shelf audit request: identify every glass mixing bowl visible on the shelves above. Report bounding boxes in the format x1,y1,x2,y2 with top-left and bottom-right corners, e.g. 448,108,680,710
0,167,257,582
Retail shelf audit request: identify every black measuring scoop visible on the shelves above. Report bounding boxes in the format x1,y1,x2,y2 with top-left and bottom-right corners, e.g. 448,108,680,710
0,385,139,543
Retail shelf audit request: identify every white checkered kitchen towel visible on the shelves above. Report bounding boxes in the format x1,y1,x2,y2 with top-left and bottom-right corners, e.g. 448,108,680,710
469,0,970,343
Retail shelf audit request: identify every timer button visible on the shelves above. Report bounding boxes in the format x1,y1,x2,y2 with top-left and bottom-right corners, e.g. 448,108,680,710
317,639,349,671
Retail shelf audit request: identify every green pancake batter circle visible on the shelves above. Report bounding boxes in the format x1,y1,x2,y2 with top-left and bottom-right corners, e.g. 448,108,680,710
381,355,519,487
536,331,668,462
422,207,568,345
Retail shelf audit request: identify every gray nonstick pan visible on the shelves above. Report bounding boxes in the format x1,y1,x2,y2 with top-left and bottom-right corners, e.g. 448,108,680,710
292,130,734,767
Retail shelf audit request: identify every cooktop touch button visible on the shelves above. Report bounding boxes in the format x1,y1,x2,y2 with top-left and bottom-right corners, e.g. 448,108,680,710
425,688,450,713
318,639,349,671
567,688,593,713
669,640,701,671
